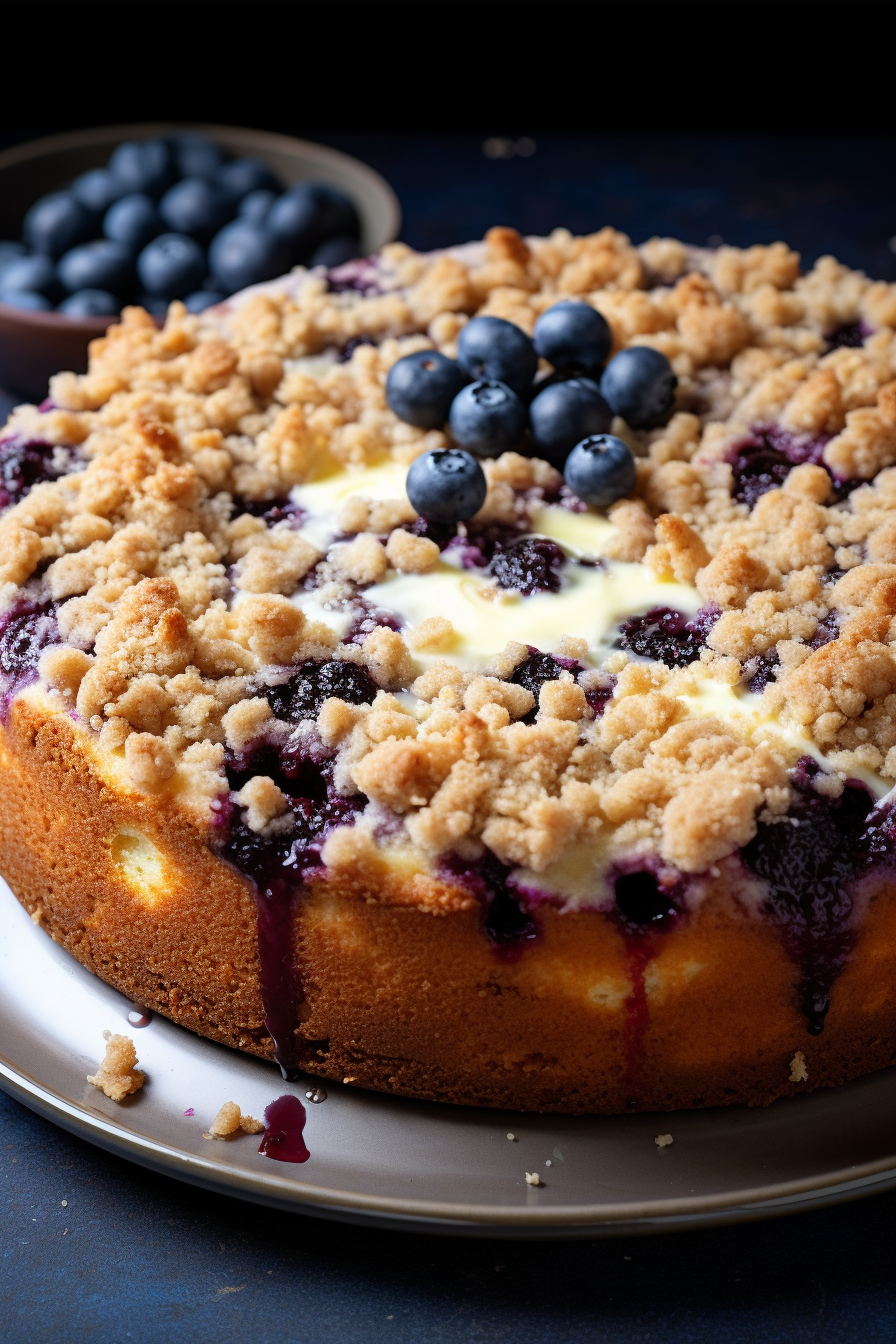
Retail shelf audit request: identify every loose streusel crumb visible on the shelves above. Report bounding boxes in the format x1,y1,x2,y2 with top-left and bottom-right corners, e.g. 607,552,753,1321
87,1030,145,1101
525,1171,542,1185
655,1134,674,1148
203,1101,264,1139
789,1051,809,1083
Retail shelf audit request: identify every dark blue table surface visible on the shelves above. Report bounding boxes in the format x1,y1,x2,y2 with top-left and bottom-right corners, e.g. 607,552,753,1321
3,132,896,1343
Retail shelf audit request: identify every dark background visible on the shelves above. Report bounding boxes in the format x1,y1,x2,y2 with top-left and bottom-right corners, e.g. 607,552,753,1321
3,57,896,1343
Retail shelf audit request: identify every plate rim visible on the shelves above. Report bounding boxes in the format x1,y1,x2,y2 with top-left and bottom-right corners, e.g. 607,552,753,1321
4,1052,896,1236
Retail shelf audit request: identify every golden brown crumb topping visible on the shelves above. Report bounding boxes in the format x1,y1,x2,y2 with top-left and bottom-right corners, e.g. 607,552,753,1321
5,225,896,887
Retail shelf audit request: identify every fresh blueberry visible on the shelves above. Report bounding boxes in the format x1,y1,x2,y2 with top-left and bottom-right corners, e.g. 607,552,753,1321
238,189,277,225
108,139,174,198
57,289,119,317
215,158,280,206
406,448,487,523
563,434,636,508
0,290,52,312
528,377,612,468
533,301,612,375
0,242,26,278
208,220,291,293
58,240,133,296
71,168,125,215
456,315,537,399
0,254,60,299
310,235,360,268
267,183,360,261
448,379,527,457
599,346,677,429
137,294,170,318
136,233,205,299
159,177,231,240
183,290,226,313
386,350,466,429
23,191,93,259
168,132,223,180
103,193,162,250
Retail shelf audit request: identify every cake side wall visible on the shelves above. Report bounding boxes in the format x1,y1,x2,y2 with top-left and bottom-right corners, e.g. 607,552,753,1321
3,696,896,1112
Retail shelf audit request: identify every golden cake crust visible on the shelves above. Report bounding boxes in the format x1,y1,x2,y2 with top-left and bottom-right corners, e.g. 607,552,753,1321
4,692,896,1113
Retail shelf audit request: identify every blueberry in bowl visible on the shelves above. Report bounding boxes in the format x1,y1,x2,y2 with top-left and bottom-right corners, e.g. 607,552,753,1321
71,168,126,216
239,189,277,225
267,182,361,264
207,220,293,294
169,131,224,181
102,194,163,251
183,289,227,315
0,290,52,313
160,178,232,241
108,139,175,199
136,233,206,300
58,288,120,317
58,239,134,297
23,191,94,259
0,254,61,303
215,157,281,207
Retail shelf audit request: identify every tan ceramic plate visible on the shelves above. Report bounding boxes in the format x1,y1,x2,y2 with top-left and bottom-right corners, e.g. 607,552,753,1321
1,876,895,1238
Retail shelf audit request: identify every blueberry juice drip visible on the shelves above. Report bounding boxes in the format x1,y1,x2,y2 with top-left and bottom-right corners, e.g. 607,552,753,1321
0,597,59,720
441,851,538,961
223,661,375,1075
610,865,683,1093
258,1094,310,1163
224,764,363,1077
741,757,895,1034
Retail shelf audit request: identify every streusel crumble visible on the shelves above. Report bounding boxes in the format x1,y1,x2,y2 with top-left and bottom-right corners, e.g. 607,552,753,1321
3,224,896,1112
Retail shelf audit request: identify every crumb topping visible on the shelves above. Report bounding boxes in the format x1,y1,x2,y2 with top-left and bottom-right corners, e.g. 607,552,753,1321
5,226,896,893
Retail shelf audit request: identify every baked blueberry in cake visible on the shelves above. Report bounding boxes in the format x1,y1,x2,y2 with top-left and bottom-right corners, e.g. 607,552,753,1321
3,225,896,1112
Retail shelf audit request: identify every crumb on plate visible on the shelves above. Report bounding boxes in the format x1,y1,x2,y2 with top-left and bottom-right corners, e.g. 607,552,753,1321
203,1100,264,1139
87,1030,144,1102
789,1050,809,1083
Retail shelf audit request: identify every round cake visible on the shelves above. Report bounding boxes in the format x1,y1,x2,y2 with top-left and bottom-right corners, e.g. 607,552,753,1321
3,225,896,1113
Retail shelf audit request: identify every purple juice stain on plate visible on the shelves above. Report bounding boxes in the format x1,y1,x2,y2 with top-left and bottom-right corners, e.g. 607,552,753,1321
258,1094,310,1163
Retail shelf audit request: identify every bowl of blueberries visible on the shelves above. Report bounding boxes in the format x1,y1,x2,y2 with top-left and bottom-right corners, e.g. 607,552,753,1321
387,305,676,520
0,122,400,399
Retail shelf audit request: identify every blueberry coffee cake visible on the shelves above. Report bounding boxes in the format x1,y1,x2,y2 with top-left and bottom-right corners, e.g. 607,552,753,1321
3,225,896,1113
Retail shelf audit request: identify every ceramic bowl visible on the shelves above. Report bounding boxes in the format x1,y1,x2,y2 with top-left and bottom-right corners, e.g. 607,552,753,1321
0,123,400,401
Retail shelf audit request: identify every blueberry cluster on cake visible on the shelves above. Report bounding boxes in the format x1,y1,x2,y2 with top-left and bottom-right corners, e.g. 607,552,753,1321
3,225,896,1113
